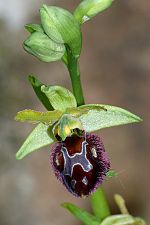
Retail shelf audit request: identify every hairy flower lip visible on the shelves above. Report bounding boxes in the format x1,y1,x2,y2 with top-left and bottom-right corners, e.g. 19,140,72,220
50,132,110,197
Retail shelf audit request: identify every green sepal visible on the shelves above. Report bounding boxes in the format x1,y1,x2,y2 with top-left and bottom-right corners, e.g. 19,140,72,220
101,215,146,225
28,75,53,111
25,23,44,33
16,123,54,160
74,0,114,24
40,5,82,58
77,104,142,132
15,109,62,125
23,31,65,62
41,85,77,112
51,114,83,141
62,203,101,225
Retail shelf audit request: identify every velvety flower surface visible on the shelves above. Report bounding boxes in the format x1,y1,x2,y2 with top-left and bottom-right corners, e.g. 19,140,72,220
50,132,110,197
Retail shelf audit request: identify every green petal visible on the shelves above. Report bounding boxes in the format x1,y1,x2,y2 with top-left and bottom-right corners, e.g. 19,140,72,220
78,104,142,132
41,85,77,112
15,109,62,124
67,105,105,117
74,0,114,24
25,23,44,33
40,5,82,58
28,75,53,111
62,203,100,225
16,123,53,160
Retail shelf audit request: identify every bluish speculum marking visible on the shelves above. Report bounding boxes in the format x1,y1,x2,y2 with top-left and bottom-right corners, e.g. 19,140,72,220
82,176,88,185
61,140,93,177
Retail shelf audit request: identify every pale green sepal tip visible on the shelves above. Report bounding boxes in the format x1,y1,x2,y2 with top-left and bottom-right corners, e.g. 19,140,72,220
78,104,142,132
41,85,77,112
25,23,44,33
16,123,54,160
74,0,114,24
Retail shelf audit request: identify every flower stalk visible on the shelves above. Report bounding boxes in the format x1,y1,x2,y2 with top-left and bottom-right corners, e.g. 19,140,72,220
66,48,85,106
66,45,110,219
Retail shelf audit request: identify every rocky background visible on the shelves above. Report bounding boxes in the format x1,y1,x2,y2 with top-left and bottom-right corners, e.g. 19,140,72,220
0,0,150,225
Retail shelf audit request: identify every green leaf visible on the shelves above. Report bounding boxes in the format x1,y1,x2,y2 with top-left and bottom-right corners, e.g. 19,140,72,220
74,0,114,24
41,85,77,112
15,109,62,124
78,104,142,132
91,187,110,221
40,5,82,58
23,31,65,62
62,202,101,225
16,123,53,160
28,75,53,110
25,23,44,33
101,214,136,225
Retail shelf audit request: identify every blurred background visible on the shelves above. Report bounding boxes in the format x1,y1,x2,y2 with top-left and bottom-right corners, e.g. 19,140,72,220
0,0,150,224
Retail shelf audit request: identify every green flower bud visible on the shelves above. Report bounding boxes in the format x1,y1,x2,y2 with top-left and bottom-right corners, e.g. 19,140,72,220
74,0,114,24
23,31,65,62
40,5,82,58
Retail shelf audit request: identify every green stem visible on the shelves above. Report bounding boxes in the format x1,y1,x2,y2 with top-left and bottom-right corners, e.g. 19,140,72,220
66,49,85,106
91,186,111,221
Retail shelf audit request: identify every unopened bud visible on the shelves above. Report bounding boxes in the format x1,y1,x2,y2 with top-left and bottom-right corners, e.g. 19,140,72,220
74,0,114,24
23,31,65,62
40,5,82,58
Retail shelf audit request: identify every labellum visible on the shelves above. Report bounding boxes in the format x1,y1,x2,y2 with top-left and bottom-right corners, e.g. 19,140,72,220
50,132,110,197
